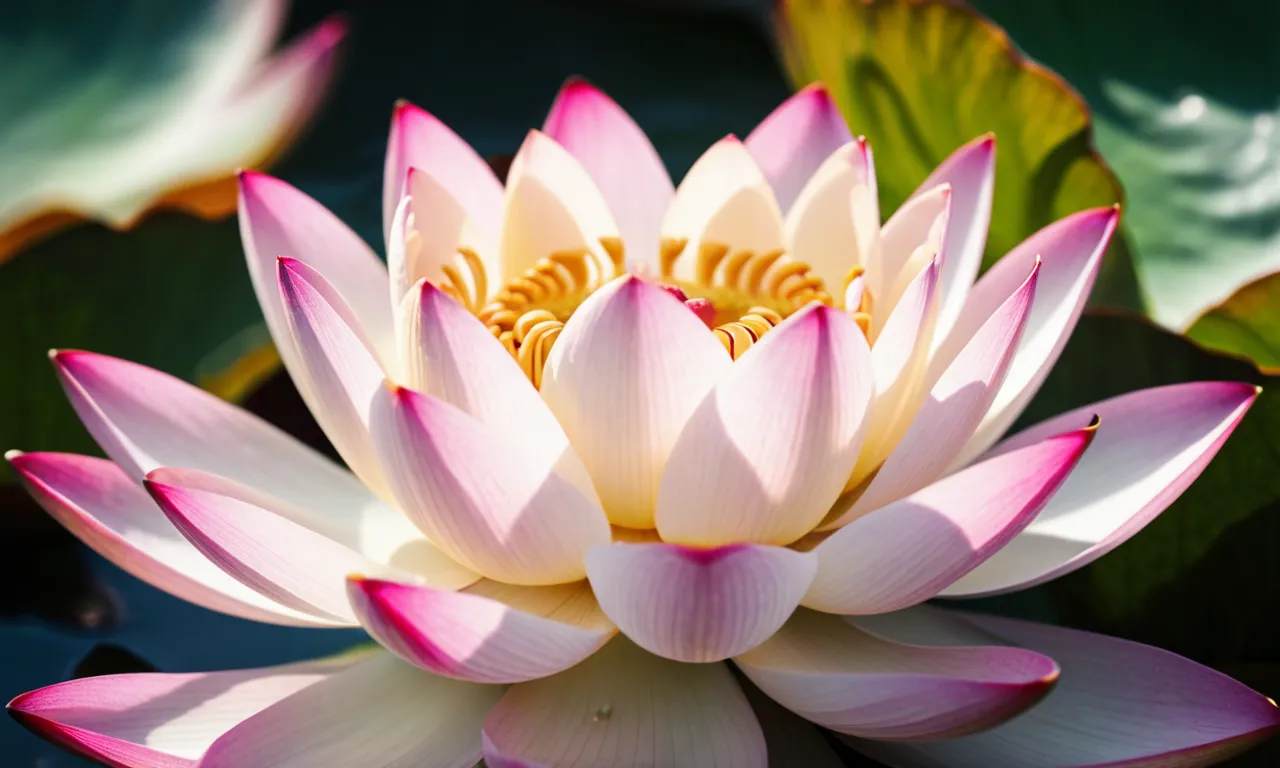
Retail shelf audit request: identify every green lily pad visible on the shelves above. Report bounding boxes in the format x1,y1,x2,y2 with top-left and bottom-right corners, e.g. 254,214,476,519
774,0,1142,310
969,311,1280,667
967,0,1280,329
0,0,341,262
1185,272,1280,373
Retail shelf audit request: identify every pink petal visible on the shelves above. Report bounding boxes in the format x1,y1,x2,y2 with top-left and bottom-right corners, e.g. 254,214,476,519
745,84,854,213
734,610,1057,741
49,351,418,561
482,636,766,768
199,652,502,768
835,259,1039,524
370,384,610,585
943,381,1257,597
660,136,786,282
543,78,674,266
871,184,951,325
386,167,500,306
7,654,366,767
847,607,1280,767
947,207,1121,466
399,279,577,459
277,256,390,497
540,275,731,528
6,452,318,626
804,421,1095,614
783,139,881,293
584,541,815,663
740,676,848,767
910,135,996,340
383,101,504,246
145,467,466,625
500,130,619,282
348,576,614,683
656,303,874,546
238,172,395,370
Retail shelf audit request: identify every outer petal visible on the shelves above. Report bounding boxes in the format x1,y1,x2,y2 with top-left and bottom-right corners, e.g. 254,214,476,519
7,653,367,767
656,303,874,546
370,384,611,585
734,610,1057,741
383,100,504,246
847,607,1280,767
942,382,1257,597
745,84,854,213
540,275,732,528
833,259,1038,525
238,171,395,369
277,256,390,496
739,676,848,768
585,541,814,663
500,130,618,282
803,422,1095,614
348,577,614,683
6,452,319,626
783,139,881,293
660,136,786,282
49,350,422,563
482,636,766,768
145,467,471,625
910,135,996,341
947,207,1121,466
543,79,674,266
200,652,504,768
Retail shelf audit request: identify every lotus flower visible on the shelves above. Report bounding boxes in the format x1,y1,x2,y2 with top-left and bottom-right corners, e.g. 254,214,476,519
8,80,1279,767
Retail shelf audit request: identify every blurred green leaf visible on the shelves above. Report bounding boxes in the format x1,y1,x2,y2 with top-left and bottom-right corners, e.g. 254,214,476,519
1185,272,1280,372
0,215,268,484
0,0,339,261
968,0,1280,329
969,311,1280,666
774,0,1142,309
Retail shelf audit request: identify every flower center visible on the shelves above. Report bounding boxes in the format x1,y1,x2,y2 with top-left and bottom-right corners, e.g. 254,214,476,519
446,238,870,387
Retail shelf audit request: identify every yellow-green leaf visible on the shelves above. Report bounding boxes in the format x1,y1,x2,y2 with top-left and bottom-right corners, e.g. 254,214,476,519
1186,272,1280,374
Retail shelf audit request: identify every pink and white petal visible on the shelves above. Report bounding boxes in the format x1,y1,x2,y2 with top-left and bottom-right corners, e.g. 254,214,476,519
745,84,854,214
661,137,786,282
543,79,674,266
348,576,614,684
7,652,368,767
540,275,732,528
387,167,499,307
48,349,429,567
585,541,814,663
482,636,766,768
847,607,1280,767
200,651,503,768
144,467,431,625
500,130,619,282
7,452,321,626
734,610,1057,741
383,101,504,246
400,278,572,452
277,256,391,497
849,259,940,495
739,675,848,768
656,304,874,546
836,260,1038,525
783,139,881,292
804,422,1095,615
370,385,610,585
942,381,1257,597
870,184,950,321
947,207,1121,467
238,171,395,367
910,135,996,341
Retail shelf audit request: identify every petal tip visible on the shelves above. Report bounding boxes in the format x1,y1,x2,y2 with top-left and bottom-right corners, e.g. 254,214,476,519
4,449,23,462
